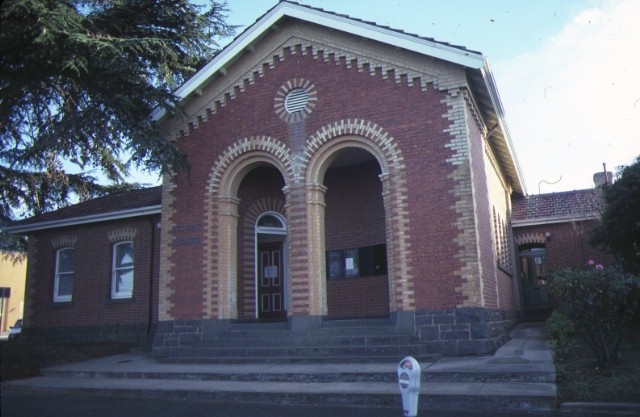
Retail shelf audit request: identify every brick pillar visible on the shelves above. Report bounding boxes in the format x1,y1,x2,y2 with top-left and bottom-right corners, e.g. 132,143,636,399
284,183,309,315
380,172,397,312
305,183,328,317
217,195,240,320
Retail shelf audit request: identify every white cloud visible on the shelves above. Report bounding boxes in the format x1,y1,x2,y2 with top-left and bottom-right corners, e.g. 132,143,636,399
494,0,640,194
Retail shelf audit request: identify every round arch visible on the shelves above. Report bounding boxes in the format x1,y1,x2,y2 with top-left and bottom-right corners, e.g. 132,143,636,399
203,137,292,321
303,120,414,318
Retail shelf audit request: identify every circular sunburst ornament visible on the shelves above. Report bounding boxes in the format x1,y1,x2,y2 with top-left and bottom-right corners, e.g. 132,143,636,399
275,78,317,123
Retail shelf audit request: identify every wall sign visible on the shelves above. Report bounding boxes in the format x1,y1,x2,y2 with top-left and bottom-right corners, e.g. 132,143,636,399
326,244,387,280
172,223,202,248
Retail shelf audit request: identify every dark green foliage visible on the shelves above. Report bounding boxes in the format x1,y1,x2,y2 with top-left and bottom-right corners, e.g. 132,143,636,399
545,310,576,359
549,263,640,369
591,156,640,273
0,0,236,249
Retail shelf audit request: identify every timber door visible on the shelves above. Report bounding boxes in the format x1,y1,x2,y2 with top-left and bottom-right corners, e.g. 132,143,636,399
519,247,551,319
257,241,286,320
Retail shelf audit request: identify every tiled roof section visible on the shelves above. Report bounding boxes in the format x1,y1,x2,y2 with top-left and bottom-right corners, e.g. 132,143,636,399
511,189,602,222
10,186,162,227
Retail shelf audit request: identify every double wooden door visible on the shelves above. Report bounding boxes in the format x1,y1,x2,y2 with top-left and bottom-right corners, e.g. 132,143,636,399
257,241,286,320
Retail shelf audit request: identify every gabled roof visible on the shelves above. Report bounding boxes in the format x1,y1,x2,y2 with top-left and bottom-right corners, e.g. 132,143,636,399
164,1,485,110
4,187,161,234
511,189,602,226
154,1,526,194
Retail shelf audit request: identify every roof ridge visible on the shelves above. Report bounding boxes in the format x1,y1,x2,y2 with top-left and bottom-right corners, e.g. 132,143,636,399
276,1,479,54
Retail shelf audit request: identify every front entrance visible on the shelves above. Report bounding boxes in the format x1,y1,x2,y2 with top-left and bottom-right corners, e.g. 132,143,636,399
257,241,286,320
519,247,551,319
255,212,287,321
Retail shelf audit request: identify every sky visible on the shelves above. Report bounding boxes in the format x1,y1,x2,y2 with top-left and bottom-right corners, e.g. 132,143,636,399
209,0,640,194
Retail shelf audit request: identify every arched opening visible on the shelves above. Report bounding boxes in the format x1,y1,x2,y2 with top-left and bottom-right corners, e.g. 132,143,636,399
236,165,287,321
518,244,551,319
322,148,390,319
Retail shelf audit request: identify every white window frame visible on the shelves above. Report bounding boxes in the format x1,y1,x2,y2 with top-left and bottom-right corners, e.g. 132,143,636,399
111,241,134,299
53,247,74,302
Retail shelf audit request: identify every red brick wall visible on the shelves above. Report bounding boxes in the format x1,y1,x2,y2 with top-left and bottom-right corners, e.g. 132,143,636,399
514,221,616,269
467,109,499,308
324,160,385,250
166,43,466,318
326,275,390,318
26,216,159,330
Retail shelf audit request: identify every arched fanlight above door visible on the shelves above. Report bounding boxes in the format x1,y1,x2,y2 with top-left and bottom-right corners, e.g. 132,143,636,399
256,212,287,235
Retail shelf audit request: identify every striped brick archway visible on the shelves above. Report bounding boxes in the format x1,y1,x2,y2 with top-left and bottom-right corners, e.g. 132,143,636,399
204,137,293,320
304,119,415,316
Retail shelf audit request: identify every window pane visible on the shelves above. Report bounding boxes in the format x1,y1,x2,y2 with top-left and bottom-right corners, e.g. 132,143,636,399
55,248,74,301
258,215,283,228
112,242,134,298
58,273,74,296
59,249,75,273
116,270,133,294
116,243,134,267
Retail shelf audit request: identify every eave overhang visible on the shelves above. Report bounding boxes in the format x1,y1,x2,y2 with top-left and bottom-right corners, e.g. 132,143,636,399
467,60,527,195
4,205,162,234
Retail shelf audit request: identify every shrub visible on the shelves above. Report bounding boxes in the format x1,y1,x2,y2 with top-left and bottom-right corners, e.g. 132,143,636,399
549,261,640,369
545,310,576,359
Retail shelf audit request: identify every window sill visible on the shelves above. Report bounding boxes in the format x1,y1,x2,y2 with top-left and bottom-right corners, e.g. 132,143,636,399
49,301,72,308
104,297,135,305
497,264,513,277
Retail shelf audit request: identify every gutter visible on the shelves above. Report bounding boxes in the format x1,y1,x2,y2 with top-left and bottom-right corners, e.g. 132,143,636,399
479,59,527,195
4,205,162,234
512,213,599,228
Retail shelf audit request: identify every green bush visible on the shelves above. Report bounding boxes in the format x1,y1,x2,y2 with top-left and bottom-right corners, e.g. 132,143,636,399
549,262,640,369
545,310,576,359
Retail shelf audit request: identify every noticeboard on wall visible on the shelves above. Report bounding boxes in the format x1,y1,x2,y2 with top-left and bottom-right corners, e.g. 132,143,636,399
326,244,387,280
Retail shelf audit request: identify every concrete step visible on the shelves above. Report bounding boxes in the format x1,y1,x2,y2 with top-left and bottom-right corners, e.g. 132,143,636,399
199,334,420,348
157,354,440,365
207,324,409,341
42,362,405,383
5,322,560,412
424,354,557,383
43,357,550,384
160,344,433,363
7,375,557,412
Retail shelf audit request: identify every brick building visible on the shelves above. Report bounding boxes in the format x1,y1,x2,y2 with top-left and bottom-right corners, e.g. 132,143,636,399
5,2,613,356
511,186,614,320
6,187,162,344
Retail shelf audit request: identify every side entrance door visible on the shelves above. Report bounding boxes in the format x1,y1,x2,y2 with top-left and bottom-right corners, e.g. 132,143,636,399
257,241,286,321
519,247,551,319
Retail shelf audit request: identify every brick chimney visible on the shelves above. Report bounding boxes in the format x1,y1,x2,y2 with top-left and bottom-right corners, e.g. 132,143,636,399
593,163,613,187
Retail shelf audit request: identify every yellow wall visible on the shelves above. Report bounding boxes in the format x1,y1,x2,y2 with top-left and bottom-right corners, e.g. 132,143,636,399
0,253,27,333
